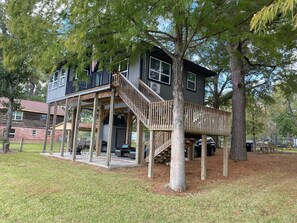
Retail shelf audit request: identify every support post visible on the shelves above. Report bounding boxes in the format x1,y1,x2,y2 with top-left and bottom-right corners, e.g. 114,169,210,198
148,130,155,178
50,102,58,154
66,131,70,152
42,103,51,153
223,136,229,177
187,146,193,161
136,118,144,164
89,95,98,162
60,98,69,157
192,143,196,159
69,108,77,152
201,134,207,180
125,110,132,144
106,89,115,167
96,104,103,157
19,138,24,152
72,96,82,161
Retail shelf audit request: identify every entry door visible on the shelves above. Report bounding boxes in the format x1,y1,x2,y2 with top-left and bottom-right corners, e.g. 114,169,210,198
115,128,126,148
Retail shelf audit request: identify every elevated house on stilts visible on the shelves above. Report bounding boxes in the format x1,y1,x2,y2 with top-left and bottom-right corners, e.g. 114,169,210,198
43,47,231,179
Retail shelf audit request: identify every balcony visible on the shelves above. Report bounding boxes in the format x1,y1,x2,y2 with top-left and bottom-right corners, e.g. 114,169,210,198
66,70,112,95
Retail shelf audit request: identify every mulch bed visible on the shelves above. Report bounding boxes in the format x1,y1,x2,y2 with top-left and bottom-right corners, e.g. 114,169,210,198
118,148,297,195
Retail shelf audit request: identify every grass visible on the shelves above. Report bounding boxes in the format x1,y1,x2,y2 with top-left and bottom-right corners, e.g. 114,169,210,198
0,144,297,222
4,141,61,153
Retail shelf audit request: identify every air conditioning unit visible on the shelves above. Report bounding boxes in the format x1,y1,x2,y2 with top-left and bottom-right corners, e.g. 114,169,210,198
150,82,161,94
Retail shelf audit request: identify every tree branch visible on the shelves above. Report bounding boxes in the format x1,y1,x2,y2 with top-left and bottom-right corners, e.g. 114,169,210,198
244,56,276,69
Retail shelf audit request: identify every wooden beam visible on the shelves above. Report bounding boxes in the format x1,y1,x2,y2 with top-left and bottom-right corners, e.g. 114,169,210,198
72,95,82,161
201,134,207,180
66,130,70,152
136,118,144,164
125,110,133,144
50,102,58,155
42,103,51,153
60,98,69,157
148,130,155,178
69,108,77,152
89,95,98,162
223,136,229,177
81,93,96,101
187,146,193,160
106,89,115,167
96,104,104,157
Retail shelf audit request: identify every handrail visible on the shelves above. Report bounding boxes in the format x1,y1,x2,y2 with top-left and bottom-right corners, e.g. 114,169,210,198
117,73,151,127
138,79,164,102
119,74,151,103
149,100,231,136
145,131,171,161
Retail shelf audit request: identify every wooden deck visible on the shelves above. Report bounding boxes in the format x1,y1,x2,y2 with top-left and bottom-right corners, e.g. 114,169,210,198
114,73,231,136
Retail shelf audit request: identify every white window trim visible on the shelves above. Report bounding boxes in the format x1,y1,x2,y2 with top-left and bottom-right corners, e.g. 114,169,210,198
187,71,197,91
149,56,171,85
118,59,129,77
9,129,15,138
12,111,23,121
49,71,59,90
59,69,67,86
32,129,37,136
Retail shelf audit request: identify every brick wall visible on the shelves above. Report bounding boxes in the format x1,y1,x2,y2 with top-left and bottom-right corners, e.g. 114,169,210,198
0,126,63,142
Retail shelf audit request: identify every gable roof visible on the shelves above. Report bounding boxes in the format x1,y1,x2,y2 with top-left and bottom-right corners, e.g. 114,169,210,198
0,98,64,116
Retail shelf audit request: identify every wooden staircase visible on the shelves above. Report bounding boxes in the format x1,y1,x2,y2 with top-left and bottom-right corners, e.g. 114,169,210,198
113,73,231,162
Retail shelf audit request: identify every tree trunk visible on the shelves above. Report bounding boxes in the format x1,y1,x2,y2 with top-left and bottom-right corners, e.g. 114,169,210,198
29,81,35,96
3,96,14,153
169,56,186,192
228,42,247,161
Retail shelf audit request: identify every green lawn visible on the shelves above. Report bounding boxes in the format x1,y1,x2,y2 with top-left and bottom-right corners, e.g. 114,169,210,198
6,141,61,153
0,146,297,222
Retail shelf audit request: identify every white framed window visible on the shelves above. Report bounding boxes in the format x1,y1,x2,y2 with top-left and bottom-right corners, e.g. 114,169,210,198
12,111,23,121
32,129,37,136
9,129,15,138
59,69,67,86
118,59,129,77
40,114,47,121
3,128,15,138
149,57,171,85
48,71,59,90
187,72,197,91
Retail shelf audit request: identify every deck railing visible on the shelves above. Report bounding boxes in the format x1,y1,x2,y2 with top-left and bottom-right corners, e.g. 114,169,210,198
145,131,171,161
114,73,231,136
149,101,231,136
138,79,164,102
117,73,150,127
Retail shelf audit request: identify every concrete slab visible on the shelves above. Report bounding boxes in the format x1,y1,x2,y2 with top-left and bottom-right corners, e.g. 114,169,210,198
42,152,141,169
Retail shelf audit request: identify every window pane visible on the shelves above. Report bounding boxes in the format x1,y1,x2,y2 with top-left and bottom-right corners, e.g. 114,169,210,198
187,82,195,90
161,75,170,84
149,71,159,81
188,73,196,82
161,62,170,75
54,71,58,81
150,58,160,71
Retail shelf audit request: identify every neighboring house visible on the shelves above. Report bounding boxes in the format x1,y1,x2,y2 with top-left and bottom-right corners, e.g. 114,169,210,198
45,47,231,178
0,98,64,142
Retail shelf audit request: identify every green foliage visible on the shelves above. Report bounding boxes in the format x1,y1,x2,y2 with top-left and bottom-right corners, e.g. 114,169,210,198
251,0,297,32
273,111,297,136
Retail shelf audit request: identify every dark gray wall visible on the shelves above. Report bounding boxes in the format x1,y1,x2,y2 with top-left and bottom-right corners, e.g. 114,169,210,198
139,52,206,105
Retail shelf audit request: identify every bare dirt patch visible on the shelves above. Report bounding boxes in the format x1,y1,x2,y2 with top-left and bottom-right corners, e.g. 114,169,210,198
118,148,297,195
